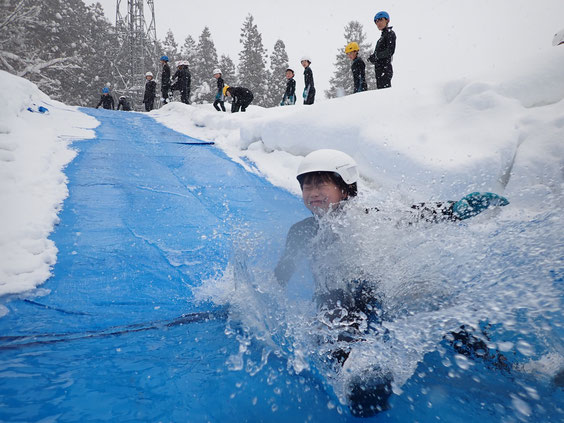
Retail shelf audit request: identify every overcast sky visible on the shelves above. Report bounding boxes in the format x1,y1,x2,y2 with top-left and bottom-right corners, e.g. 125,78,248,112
89,0,564,98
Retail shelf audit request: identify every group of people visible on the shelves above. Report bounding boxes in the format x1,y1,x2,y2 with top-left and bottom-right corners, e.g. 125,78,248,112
96,10,396,113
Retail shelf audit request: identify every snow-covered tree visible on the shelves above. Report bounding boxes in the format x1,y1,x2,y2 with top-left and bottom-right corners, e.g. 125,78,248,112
237,14,269,107
193,27,219,103
266,39,289,107
162,29,179,63
218,54,237,86
326,21,375,99
180,35,197,66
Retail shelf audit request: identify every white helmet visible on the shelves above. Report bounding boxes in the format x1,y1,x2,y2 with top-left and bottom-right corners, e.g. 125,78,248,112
213,68,221,75
145,71,154,77
297,149,358,184
300,55,311,63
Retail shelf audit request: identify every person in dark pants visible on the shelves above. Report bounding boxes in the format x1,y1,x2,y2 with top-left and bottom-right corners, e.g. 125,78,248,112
143,71,157,112
280,68,296,105
345,42,368,93
213,68,226,112
95,87,114,110
275,149,510,417
224,85,253,113
301,56,315,105
117,96,131,111
171,61,191,104
368,11,396,89
160,55,171,104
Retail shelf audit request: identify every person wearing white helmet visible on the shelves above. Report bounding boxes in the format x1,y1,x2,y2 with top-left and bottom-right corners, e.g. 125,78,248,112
212,68,226,112
143,71,156,111
171,61,191,104
300,56,315,105
274,149,510,417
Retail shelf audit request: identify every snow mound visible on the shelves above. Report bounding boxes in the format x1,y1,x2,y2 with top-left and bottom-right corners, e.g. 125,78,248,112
0,71,97,295
152,53,564,208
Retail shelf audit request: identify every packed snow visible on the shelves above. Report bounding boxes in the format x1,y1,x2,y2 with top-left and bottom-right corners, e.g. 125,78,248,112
0,70,97,296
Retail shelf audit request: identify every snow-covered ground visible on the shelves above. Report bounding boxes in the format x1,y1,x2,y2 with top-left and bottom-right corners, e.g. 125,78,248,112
0,71,97,296
151,49,564,211
1,42,563,298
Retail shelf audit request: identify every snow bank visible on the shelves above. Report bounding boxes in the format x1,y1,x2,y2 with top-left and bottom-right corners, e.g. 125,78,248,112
0,71,97,296
152,52,564,207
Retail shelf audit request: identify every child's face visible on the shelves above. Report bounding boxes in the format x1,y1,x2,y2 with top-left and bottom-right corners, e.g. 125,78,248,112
346,51,357,61
376,18,388,30
146,76,153,80
301,60,309,68
302,179,346,215
213,73,220,79
285,70,294,79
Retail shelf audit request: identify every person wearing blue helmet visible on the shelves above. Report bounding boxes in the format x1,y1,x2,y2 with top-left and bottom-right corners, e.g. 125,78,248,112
95,86,115,110
368,11,396,89
160,55,171,104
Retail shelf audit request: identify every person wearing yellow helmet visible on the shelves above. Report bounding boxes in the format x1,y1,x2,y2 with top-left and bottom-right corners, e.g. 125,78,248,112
224,85,254,113
345,42,367,93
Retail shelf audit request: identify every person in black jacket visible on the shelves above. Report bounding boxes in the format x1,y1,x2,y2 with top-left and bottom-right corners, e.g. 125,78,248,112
280,68,296,106
275,149,510,417
143,72,157,111
345,42,368,93
224,85,253,113
160,55,171,104
301,57,315,105
171,61,191,104
212,68,226,112
368,11,396,89
95,87,114,110
117,96,131,111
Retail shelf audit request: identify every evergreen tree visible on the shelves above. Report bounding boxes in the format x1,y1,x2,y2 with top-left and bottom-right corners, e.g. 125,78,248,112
326,21,375,99
237,14,268,107
193,27,218,103
162,29,179,63
266,39,289,107
180,35,197,67
218,54,237,86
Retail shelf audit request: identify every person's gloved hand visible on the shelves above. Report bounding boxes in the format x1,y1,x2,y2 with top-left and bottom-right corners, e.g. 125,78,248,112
303,88,308,99
215,92,221,100
453,192,509,220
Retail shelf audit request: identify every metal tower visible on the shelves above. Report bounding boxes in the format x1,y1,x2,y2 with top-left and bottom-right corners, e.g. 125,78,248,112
114,0,158,108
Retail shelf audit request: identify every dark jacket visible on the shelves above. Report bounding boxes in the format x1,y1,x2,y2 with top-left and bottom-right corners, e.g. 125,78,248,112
117,97,131,111
230,87,254,105
303,66,316,104
282,78,296,105
161,63,171,89
368,26,396,68
96,94,115,110
351,57,368,93
275,201,460,287
171,67,191,92
144,80,157,103
216,77,225,97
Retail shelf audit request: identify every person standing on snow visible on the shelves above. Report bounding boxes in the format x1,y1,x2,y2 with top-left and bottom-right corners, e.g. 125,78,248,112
213,68,226,112
223,85,253,113
275,149,510,417
301,56,316,105
171,61,192,104
143,71,157,112
280,68,296,106
117,95,131,111
160,55,172,105
368,11,396,89
95,87,115,110
345,42,368,93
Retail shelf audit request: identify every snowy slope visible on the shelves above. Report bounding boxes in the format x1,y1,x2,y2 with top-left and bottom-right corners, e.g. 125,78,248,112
151,50,564,211
0,71,97,296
